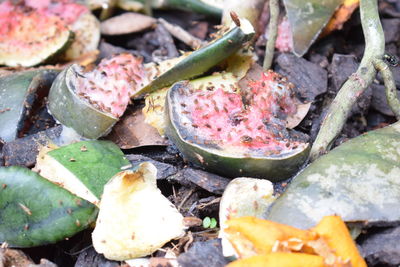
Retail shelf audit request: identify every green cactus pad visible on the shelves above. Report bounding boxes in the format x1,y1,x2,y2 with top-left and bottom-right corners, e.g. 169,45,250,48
0,70,59,142
35,140,131,205
267,121,400,229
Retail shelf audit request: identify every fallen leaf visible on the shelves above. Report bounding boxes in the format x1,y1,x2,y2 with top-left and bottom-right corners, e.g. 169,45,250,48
283,0,342,56
107,105,167,148
101,12,156,35
321,0,360,37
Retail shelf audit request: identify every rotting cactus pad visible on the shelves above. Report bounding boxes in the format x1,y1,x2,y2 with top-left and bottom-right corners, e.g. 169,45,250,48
166,70,309,180
0,0,99,66
172,71,307,155
0,1,71,67
74,53,146,118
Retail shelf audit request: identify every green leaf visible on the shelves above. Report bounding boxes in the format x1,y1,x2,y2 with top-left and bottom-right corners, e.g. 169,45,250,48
210,217,218,228
267,122,400,229
203,217,212,228
0,166,97,247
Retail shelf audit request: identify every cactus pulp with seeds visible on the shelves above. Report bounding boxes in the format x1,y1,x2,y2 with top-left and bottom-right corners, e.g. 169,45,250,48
0,166,97,247
166,71,310,180
0,0,99,66
48,54,146,139
0,1,72,67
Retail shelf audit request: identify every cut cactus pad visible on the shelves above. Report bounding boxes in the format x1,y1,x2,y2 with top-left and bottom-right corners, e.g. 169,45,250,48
166,71,309,180
75,54,146,117
0,2,71,67
34,140,130,205
48,54,146,138
0,0,100,66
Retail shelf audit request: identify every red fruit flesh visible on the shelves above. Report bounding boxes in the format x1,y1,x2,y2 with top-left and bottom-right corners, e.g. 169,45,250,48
74,54,146,118
182,71,301,155
2,0,88,25
0,3,70,61
0,0,91,66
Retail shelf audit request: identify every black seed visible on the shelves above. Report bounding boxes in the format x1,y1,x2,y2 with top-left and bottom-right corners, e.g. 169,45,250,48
240,135,253,143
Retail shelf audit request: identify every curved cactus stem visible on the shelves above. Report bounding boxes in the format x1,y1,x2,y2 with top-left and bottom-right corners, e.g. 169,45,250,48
309,0,385,161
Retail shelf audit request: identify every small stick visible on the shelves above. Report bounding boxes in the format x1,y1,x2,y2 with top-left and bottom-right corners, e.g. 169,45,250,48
158,18,205,50
263,0,279,70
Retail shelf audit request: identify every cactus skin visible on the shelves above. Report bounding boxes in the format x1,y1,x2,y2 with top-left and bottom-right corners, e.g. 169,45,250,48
0,70,59,142
48,54,146,139
165,73,309,181
35,140,131,205
0,166,97,247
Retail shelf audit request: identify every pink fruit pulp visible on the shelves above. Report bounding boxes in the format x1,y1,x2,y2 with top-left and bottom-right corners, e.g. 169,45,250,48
0,0,87,26
185,71,299,153
0,0,87,52
275,17,293,53
0,6,69,59
75,54,146,118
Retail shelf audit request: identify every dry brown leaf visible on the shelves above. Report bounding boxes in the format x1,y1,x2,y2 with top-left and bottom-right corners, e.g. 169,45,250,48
0,248,36,267
101,12,156,35
106,105,167,149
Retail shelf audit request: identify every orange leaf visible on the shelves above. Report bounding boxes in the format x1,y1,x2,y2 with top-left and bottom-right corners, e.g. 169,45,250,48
227,253,326,267
322,0,360,37
313,216,367,267
224,216,317,257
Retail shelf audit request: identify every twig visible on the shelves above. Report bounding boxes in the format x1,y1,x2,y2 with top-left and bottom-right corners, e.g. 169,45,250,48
309,0,385,161
158,18,205,50
177,188,195,212
183,231,194,252
196,197,221,210
155,23,179,59
373,59,400,120
263,0,279,70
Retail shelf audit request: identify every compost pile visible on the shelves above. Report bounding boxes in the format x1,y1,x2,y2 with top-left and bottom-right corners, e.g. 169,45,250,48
1,0,400,266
